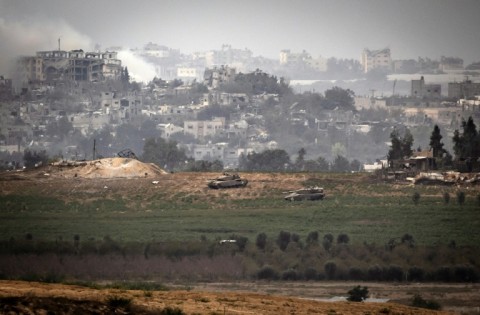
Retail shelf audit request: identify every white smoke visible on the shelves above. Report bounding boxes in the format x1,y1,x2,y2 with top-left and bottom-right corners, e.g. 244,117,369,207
0,17,93,75
117,50,156,83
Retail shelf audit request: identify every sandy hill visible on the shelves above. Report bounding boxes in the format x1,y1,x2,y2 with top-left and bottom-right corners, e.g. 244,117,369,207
52,158,168,179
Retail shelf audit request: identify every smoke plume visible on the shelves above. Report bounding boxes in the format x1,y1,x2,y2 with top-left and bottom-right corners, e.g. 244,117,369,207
0,17,93,75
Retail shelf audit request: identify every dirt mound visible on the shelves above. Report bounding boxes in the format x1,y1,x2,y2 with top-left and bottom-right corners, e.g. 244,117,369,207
56,158,168,179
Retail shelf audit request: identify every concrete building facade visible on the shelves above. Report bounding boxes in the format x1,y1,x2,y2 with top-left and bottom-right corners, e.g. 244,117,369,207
361,48,391,73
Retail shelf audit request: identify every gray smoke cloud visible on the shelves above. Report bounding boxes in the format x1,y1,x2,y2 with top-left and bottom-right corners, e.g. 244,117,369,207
0,17,93,75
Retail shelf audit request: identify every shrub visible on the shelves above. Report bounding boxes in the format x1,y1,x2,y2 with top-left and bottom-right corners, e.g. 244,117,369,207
306,231,319,245
457,191,465,205
229,234,248,252
347,285,369,302
291,233,300,243
412,191,420,205
401,233,415,248
411,294,441,310
337,233,350,244
277,231,291,251
257,265,279,280
255,233,267,250
323,233,334,251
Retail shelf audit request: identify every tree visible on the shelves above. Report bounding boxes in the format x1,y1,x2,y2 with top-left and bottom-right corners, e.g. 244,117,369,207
239,149,290,171
388,128,414,166
322,86,355,110
429,125,445,158
452,116,480,162
331,155,350,172
256,232,267,250
277,231,291,251
295,148,306,170
316,156,330,171
142,137,188,171
23,150,49,169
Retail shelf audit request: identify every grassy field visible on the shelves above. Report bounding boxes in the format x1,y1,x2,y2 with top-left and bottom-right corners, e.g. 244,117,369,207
1,171,480,246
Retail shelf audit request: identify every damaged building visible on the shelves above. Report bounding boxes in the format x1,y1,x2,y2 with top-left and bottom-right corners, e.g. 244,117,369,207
16,49,122,88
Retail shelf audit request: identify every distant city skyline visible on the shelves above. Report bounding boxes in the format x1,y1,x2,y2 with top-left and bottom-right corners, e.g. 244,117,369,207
1,0,480,75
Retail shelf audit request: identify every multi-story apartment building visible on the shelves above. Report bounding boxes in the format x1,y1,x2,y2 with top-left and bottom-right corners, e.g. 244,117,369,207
17,49,122,87
439,56,463,72
183,117,225,139
411,76,441,99
448,79,480,99
279,49,327,72
361,48,391,73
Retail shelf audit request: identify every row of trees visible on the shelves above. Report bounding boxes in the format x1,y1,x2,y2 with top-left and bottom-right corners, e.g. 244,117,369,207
237,148,361,172
388,116,479,171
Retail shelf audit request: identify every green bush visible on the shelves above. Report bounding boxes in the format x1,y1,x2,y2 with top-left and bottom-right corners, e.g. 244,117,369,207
255,232,267,250
337,233,350,244
347,285,369,302
277,231,291,251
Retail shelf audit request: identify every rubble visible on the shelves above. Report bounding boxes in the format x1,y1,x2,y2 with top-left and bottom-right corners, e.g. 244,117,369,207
411,171,480,185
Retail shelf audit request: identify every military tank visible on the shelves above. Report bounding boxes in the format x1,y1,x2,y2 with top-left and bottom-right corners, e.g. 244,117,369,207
284,186,325,201
207,173,248,189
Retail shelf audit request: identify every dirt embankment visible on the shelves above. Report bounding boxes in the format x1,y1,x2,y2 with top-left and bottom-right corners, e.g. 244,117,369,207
0,280,453,315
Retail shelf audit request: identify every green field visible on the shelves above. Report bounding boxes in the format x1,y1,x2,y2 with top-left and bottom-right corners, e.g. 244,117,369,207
1,184,479,246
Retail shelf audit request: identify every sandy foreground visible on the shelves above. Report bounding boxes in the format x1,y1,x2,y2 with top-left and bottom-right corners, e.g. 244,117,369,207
0,280,458,314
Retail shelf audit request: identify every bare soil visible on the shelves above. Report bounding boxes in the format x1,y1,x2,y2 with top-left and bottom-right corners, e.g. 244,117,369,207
0,280,460,314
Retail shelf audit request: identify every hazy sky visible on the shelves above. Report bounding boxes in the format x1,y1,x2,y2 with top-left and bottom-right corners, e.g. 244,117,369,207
1,0,479,74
